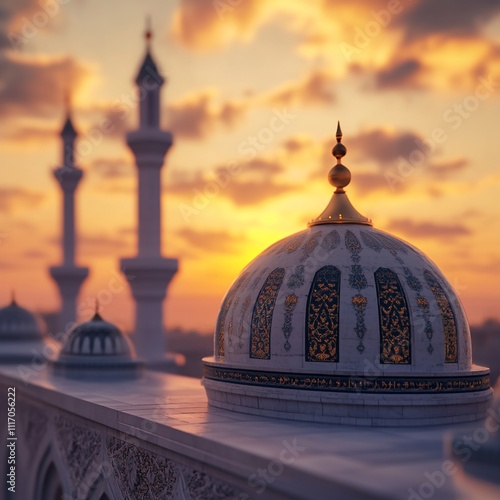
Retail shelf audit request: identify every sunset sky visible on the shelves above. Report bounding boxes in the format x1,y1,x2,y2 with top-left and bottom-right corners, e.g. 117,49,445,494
1,0,500,335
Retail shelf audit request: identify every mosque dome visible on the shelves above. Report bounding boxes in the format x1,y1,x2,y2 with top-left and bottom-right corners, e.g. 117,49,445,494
0,297,44,339
202,124,492,426
54,310,142,378
0,297,47,362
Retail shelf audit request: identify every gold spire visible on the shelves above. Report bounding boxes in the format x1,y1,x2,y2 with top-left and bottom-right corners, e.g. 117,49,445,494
10,290,17,307
309,122,372,227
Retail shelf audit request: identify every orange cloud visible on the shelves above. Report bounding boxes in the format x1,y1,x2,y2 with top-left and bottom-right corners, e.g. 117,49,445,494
0,188,44,213
387,219,472,239
166,90,247,139
0,53,90,119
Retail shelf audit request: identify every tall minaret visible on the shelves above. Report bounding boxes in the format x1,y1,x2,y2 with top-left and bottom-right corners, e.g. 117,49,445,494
120,25,179,365
49,105,89,334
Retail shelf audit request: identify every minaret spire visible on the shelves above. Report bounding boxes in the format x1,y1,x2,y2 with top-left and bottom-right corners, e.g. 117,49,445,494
309,122,372,226
49,101,89,334
145,15,152,49
120,29,178,366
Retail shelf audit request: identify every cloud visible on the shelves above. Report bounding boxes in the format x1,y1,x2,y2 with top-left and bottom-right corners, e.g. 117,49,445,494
266,69,336,106
79,234,131,256
23,249,47,259
0,0,40,50
387,219,472,239
427,158,468,178
374,59,423,90
89,157,134,179
345,128,423,166
398,0,500,41
0,53,89,119
166,90,247,139
171,0,270,50
169,158,297,206
0,188,44,213
303,128,470,196
177,227,247,253
2,124,59,143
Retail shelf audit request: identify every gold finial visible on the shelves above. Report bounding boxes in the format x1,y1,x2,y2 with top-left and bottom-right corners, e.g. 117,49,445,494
145,15,153,48
308,122,372,227
95,298,99,314
329,121,350,193
11,290,17,307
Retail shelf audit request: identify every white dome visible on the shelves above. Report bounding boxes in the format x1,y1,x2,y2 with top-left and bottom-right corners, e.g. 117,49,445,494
211,224,473,374
202,125,492,426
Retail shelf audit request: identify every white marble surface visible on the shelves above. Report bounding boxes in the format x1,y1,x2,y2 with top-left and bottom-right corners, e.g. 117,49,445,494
2,365,497,500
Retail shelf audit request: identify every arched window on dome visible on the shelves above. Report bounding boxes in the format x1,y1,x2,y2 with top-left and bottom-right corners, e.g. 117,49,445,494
250,268,285,359
375,268,412,364
215,272,250,360
423,270,458,363
305,266,341,362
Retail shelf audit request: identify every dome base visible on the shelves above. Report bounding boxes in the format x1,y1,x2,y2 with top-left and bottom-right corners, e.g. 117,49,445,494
202,360,493,427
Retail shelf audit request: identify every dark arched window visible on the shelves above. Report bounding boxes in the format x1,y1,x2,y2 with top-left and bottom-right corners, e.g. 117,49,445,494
375,268,411,364
250,268,285,359
305,266,341,362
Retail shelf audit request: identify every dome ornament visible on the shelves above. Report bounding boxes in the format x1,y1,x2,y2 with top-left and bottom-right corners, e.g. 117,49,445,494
309,122,372,227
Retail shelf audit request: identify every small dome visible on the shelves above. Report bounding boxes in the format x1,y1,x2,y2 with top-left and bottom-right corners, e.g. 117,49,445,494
0,299,44,340
202,124,492,426
54,312,141,378
0,298,47,362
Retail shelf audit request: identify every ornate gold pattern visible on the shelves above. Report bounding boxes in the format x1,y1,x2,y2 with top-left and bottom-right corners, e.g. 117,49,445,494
238,296,251,348
250,268,285,359
345,229,368,353
287,265,305,289
215,272,250,359
300,233,321,262
305,266,341,362
404,267,434,354
285,234,306,253
320,230,341,251
282,294,298,351
375,267,411,364
280,265,306,351
360,230,383,252
371,233,406,264
424,270,458,363
204,365,490,394
251,267,269,290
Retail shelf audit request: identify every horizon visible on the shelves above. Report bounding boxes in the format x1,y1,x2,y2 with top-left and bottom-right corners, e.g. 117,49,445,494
1,0,500,334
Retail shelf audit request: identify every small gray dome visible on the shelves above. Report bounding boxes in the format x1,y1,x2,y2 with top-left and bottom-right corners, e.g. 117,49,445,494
61,312,133,357
55,312,141,378
0,300,44,340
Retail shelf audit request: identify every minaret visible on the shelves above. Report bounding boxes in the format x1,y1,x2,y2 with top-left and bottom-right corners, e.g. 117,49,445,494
120,24,179,365
49,104,89,334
